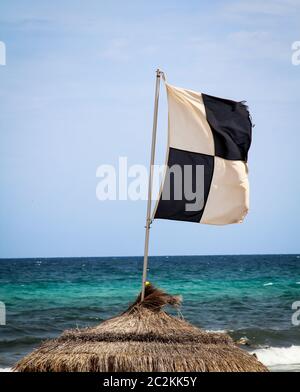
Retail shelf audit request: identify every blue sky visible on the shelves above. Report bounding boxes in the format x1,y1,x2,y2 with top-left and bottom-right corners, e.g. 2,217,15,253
0,0,299,258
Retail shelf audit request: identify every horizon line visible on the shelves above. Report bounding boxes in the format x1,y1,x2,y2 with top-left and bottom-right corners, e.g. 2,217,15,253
0,253,299,261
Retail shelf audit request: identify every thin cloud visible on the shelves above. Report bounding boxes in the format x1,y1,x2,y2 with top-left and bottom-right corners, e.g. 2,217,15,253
0,17,55,32
225,0,300,17
101,39,130,61
100,38,158,62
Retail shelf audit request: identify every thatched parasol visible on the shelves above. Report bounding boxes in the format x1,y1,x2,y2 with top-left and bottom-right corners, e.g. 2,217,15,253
14,285,268,372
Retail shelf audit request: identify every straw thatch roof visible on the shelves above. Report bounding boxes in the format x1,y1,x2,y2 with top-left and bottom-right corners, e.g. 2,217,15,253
14,285,268,372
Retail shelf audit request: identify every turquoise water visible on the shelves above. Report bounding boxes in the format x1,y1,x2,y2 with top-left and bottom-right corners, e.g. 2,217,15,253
0,254,300,370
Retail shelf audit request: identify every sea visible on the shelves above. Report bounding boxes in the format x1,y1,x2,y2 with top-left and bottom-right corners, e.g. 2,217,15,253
0,254,299,372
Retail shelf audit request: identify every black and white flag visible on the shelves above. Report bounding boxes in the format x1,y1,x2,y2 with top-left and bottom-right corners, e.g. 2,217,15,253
153,82,252,225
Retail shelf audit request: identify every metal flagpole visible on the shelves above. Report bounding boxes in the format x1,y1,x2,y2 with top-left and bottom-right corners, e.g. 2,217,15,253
140,69,162,301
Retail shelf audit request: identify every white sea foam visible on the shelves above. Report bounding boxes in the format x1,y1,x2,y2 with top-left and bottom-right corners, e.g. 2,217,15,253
263,282,273,286
251,345,300,368
0,367,12,372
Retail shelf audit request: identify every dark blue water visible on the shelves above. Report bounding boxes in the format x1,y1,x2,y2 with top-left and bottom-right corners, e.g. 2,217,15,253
0,255,300,370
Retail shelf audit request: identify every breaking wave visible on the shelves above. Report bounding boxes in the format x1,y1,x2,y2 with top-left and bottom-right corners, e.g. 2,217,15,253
251,345,300,368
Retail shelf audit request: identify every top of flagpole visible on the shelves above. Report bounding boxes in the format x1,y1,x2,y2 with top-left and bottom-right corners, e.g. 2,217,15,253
156,68,166,81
